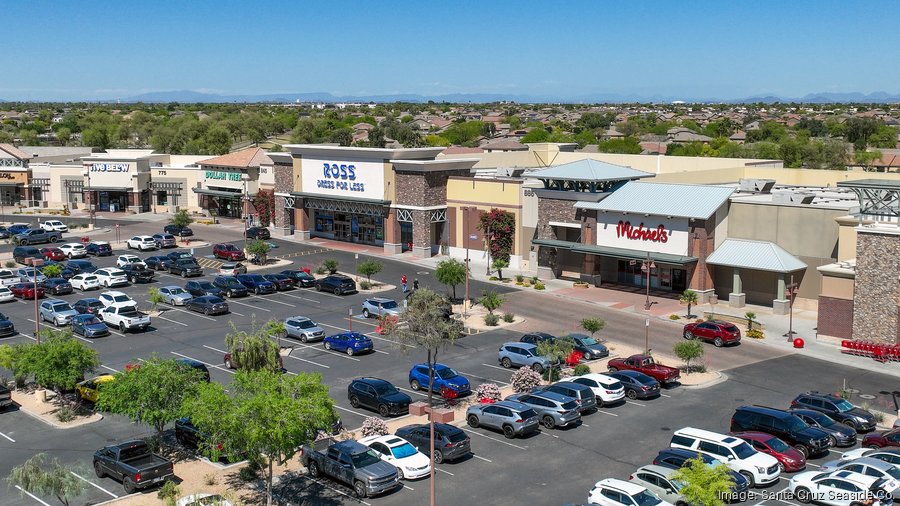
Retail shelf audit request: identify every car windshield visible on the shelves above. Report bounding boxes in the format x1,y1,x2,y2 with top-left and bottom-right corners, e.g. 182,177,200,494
391,442,418,459
807,411,834,426
885,467,900,480
520,408,538,419
169,288,187,295
374,383,398,395
436,368,458,380
561,400,579,411
82,317,101,325
632,490,662,506
296,320,316,329
381,301,398,309
198,282,215,289
351,450,382,468
834,399,854,412
51,303,72,312
788,417,809,432
733,442,756,459
765,437,790,452
580,336,599,345
113,295,130,302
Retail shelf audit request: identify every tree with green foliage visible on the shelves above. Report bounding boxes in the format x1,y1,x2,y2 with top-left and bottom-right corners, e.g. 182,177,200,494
246,239,270,265
579,318,606,338
479,208,516,264
14,330,99,395
148,287,164,312
170,209,193,229
441,121,485,146
7,453,86,506
854,149,883,171
478,290,504,315
41,264,63,279
673,340,704,374
520,128,550,143
434,258,467,301
844,117,881,150
96,357,205,440
597,137,642,154
491,258,509,280
671,456,734,506
183,369,335,506
356,259,383,284
224,320,282,372
680,290,699,318
536,337,575,381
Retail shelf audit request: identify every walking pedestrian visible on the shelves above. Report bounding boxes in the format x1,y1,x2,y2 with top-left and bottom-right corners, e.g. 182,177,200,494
401,274,408,293
413,279,419,291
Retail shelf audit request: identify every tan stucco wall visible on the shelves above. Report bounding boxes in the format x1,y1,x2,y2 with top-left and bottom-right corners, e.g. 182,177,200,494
821,275,854,299
48,165,84,207
446,178,523,256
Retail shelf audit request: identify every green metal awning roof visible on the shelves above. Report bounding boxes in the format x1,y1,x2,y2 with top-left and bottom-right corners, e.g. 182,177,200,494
192,187,250,199
533,238,698,265
290,191,391,206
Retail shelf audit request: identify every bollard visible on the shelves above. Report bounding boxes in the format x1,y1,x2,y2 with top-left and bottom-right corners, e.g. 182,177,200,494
793,337,805,349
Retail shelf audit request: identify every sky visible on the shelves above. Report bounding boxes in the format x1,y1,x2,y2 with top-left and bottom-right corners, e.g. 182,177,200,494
2,0,900,102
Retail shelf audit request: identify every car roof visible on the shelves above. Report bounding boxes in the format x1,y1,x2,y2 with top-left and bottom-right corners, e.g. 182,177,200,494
286,316,311,321
846,457,896,471
44,298,66,304
493,400,533,411
595,478,647,495
354,377,391,387
828,470,882,486
358,434,403,446
527,390,572,403
367,297,394,302
102,291,128,297
635,464,679,479
798,391,842,402
162,285,184,290
503,341,537,350
740,405,795,419
76,298,101,303
731,431,779,442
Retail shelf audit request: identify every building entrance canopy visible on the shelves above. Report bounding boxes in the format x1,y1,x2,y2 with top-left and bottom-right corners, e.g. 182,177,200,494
706,238,806,273
532,238,698,265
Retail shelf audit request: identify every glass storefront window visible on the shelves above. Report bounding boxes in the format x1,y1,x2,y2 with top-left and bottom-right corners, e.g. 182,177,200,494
313,211,384,245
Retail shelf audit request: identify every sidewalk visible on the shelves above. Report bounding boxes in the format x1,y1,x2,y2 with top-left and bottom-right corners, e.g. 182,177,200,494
279,234,900,379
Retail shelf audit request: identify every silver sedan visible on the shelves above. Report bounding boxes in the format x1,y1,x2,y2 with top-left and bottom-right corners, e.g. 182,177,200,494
158,286,193,306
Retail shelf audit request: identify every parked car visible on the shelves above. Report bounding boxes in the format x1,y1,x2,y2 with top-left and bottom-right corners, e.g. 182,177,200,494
262,273,294,291
212,243,245,261
144,255,172,271
184,280,222,298
281,269,316,287
568,333,609,360
0,313,16,336
185,296,229,316
95,268,129,288
7,224,29,235
607,354,681,385
588,478,674,506
58,242,88,259
466,399,540,439
40,220,68,232
217,262,246,276
731,431,808,472
348,377,412,417
15,228,62,245
126,235,157,251
164,225,193,237
827,448,900,467
790,408,858,447
682,319,742,347
862,429,900,450
175,359,210,381
236,274,276,294
174,418,234,460
212,276,249,297
116,254,145,268
245,226,271,240
788,469,893,506
17,267,47,283
158,286,193,306
72,314,110,338
121,264,155,283
519,331,557,346
568,372,627,407
395,423,472,464
165,251,194,263
358,434,431,480
39,247,66,261
10,282,44,299
0,269,19,287
608,370,661,400
65,259,98,274
152,233,176,248
316,274,357,295
498,342,552,373
0,226,9,239
86,241,113,256
790,391,878,432
73,298,104,315
92,440,174,494
40,278,73,296
70,273,100,291
652,447,752,499
284,316,325,343
505,390,582,429
168,258,203,277
99,291,136,308
730,405,833,458
299,438,400,498
324,332,373,356
820,457,900,493
629,465,691,506
534,380,598,413
100,304,152,333
0,287,14,304
408,363,470,395
361,298,400,318
670,427,781,487
77,374,115,403
12,245,41,264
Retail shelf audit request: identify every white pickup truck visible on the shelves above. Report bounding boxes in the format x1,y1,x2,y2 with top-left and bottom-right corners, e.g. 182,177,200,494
99,304,151,333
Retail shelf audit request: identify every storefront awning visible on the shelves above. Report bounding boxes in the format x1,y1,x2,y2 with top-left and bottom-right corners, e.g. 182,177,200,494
289,192,391,207
192,187,249,199
0,182,23,187
533,238,698,265
84,186,132,192
706,239,806,273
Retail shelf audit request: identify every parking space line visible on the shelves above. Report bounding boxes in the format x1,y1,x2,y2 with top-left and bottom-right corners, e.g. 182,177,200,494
660,393,672,398
276,292,320,304
397,387,428,398
286,342,357,364
227,299,271,312
247,295,294,307
14,485,51,506
460,427,527,450
156,315,189,327
100,365,120,373
199,344,309,372
403,484,414,491
455,370,510,387
436,467,454,476
300,288,343,299
282,352,332,369
304,477,372,506
481,363,510,372
625,400,646,407
170,351,234,375
596,410,619,417
539,431,560,439
333,404,371,418
229,310,246,316
15,333,36,341
70,471,118,499
154,304,216,321
362,331,415,348
472,454,492,463
0,430,14,442
807,463,821,468
347,317,379,328
318,322,407,350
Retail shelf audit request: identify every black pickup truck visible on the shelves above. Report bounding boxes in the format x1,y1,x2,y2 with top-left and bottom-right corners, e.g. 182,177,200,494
0,384,12,411
120,264,155,284
92,440,174,493
168,258,203,277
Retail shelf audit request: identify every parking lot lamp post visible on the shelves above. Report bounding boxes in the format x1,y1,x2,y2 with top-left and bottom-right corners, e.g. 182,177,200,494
463,207,470,317
645,318,650,354
28,257,43,343
639,252,656,310
241,174,250,254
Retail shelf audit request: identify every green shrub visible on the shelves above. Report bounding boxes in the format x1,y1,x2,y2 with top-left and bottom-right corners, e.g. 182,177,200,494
4,261,15,268
531,276,540,284
55,406,76,423
542,367,561,382
746,328,764,339
238,465,258,482
489,276,499,281
502,312,515,323
359,280,371,290
533,282,545,290
483,313,500,326
573,364,591,376
669,314,681,320
515,274,524,283
157,480,180,505
323,259,339,274
314,265,326,275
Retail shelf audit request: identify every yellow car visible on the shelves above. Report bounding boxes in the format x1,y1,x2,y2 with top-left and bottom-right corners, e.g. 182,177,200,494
75,374,115,403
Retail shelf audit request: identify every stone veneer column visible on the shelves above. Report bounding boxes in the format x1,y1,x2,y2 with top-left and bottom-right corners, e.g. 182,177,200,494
383,209,402,255
852,227,900,344
411,209,431,258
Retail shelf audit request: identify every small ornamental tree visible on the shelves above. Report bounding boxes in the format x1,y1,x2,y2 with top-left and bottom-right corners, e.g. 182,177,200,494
356,259,383,284
170,209,193,229
148,287,164,312
253,189,275,227
7,453,86,506
15,329,99,395
537,337,575,382
361,417,390,438
744,311,757,331
434,258,467,301
479,208,516,264
246,239,270,264
580,318,606,338
41,264,63,279
511,367,542,393
671,456,734,506
673,340,705,374
491,258,509,280
224,320,282,372
478,290,504,315
680,289,699,318
474,383,502,403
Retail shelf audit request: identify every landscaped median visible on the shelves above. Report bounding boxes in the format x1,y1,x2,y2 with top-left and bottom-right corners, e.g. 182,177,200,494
10,387,102,429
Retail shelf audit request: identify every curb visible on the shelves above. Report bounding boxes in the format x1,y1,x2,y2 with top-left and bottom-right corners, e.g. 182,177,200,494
11,400,104,429
91,492,141,506
680,371,728,390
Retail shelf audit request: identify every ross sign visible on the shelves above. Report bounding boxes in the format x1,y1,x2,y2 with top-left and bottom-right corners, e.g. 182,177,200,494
616,221,669,243
300,156,385,201
205,171,242,182
90,163,129,173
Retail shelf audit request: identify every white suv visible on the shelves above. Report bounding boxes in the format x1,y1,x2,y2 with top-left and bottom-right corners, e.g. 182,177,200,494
670,427,780,487
589,478,674,506
59,242,88,258
99,291,135,308
126,235,157,251
568,373,626,407
94,268,129,288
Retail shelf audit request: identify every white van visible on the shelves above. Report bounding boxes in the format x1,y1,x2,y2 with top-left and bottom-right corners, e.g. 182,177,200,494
670,427,780,487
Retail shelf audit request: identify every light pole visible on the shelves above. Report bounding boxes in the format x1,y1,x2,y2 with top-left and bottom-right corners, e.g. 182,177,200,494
27,257,43,343
783,274,799,341
645,318,650,354
241,173,250,254
640,252,656,310
463,207,471,318
485,221,491,276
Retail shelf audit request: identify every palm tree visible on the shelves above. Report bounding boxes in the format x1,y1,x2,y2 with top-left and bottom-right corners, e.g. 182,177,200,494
679,290,698,318
744,311,757,331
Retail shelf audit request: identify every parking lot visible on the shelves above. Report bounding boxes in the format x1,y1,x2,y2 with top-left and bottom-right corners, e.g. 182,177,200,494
0,217,898,505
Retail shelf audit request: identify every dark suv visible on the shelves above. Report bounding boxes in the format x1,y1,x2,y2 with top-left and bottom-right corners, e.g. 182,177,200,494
13,246,41,265
519,332,556,345
212,276,249,298
395,423,471,464
168,258,203,277
315,275,357,295
245,227,270,240
347,377,412,417
730,405,832,457
790,391,877,432
236,274,276,295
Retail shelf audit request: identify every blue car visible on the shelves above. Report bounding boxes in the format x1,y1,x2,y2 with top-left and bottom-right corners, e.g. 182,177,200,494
71,314,110,338
236,274,276,295
323,332,373,356
408,363,471,396
8,224,30,235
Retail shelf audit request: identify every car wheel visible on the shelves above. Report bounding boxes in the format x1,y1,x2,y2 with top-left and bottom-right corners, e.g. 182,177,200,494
828,435,837,447
123,477,136,494
502,425,517,439
225,358,233,369
334,288,342,296
349,395,360,408
353,481,367,499
684,331,695,339
501,357,512,368
119,323,126,333
739,471,755,488
254,287,260,295
867,444,880,449
607,367,618,372
467,414,480,428
432,450,444,465
227,290,233,298
315,284,322,291
324,342,332,350
307,461,319,478
181,271,186,278
531,363,544,374
299,335,307,343
378,404,390,417
794,487,811,504
541,415,555,429
778,462,785,472
410,379,421,391
794,444,809,458
583,352,592,360
626,389,638,400
363,309,370,318
713,337,724,347
204,308,210,315
844,419,858,431
93,461,105,479
346,347,354,356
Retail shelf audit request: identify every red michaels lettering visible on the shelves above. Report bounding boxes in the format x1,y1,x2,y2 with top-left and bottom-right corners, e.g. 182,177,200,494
616,221,668,243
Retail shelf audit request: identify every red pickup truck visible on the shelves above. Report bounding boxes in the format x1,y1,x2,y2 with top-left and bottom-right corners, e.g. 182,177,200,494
607,354,680,384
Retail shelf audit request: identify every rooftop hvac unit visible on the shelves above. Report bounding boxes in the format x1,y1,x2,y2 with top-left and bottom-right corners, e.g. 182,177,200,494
738,178,776,193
